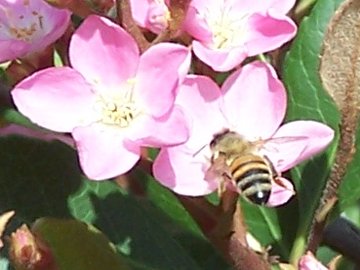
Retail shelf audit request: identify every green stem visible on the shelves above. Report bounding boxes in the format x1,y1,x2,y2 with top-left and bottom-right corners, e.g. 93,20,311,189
289,229,307,265
294,0,317,18
257,54,268,62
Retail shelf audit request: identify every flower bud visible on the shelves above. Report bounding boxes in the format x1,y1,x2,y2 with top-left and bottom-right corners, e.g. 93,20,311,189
8,224,56,270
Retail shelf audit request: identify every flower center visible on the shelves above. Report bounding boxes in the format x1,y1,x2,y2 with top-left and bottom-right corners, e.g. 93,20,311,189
204,6,248,49
94,81,142,128
0,2,45,42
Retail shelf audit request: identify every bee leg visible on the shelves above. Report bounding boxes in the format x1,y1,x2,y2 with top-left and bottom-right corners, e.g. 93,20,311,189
273,177,288,188
217,171,233,197
273,177,296,196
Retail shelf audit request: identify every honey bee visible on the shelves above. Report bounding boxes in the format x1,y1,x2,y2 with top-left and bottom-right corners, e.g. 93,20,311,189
207,129,292,205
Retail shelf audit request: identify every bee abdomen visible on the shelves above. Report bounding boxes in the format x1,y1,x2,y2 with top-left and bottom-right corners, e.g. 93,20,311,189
230,155,272,205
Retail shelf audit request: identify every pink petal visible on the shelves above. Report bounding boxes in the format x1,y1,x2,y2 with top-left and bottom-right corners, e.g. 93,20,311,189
153,146,218,195
72,125,141,180
0,40,28,63
70,15,139,89
11,67,97,133
0,0,70,62
188,0,218,11
245,12,297,56
261,136,308,173
183,7,213,42
32,3,71,52
229,0,295,15
270,121,335,171
129,0,150,27
135,43,191,117
175,75,227,151
192,41,247,72
266,177,294,207
145,1,169,34
221,61,286,139
129,105,190,147
152,75,228,195
299,252,328,270
265,0,296,14
130,0,170,33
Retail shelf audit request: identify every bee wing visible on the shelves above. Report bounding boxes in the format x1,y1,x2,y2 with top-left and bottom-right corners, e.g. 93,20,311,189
258,136,308,153
259,136,309,172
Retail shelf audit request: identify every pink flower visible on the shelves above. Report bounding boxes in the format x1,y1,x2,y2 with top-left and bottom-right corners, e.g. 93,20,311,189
12,15,191,180
299,252,328,270
130,0,170,34
0,0,71,63
183,0,297,71
153,61,334,206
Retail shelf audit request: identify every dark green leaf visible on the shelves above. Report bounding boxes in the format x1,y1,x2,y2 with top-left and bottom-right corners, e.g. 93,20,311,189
32,218,131,270
282,0,344,258
0,134,202,270
129,169,230,270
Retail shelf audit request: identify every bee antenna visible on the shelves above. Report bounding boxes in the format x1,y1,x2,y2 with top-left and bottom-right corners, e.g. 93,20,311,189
192,144,208,157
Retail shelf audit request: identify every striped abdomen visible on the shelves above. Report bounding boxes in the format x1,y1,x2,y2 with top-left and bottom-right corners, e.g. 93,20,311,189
230,154,274,205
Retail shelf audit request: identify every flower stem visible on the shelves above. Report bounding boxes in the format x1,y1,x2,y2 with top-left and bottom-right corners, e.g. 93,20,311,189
293,0,317,23
289,229,306,265
116,0,150,52
257,54,268,63
135,157,271,269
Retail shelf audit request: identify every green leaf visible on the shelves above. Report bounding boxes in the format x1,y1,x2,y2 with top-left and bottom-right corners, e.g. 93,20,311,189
241,200,298,260
32,218,131,270
68,180,201,270
0,134,203,270
1,108,34,128
134,170,230,270
282,0,344,261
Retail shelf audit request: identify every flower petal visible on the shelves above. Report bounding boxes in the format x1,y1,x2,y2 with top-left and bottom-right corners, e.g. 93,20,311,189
11,67,96,132
175,75,227,151
153,75,227,195
299,251,328,270
72,125,141,180
135,43,191,117
192,41,247,72
153,146,218,196
70,15,139,89
129,105,190,147
229,0,296,15
0,40,28,63
263,0,296,14
145,0,169,34
183,6,213,42
129,0,150,27
270,120,335,171
0,0,70,62
221,61,286,139
266,177,294,207
245,12,297,56
261,136,308,173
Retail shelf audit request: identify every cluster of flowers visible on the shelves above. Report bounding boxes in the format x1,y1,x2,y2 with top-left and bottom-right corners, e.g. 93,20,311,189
1,1,334,269
3,0,334,206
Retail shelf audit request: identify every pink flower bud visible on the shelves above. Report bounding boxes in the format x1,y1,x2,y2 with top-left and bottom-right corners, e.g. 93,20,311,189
8,224,56,270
